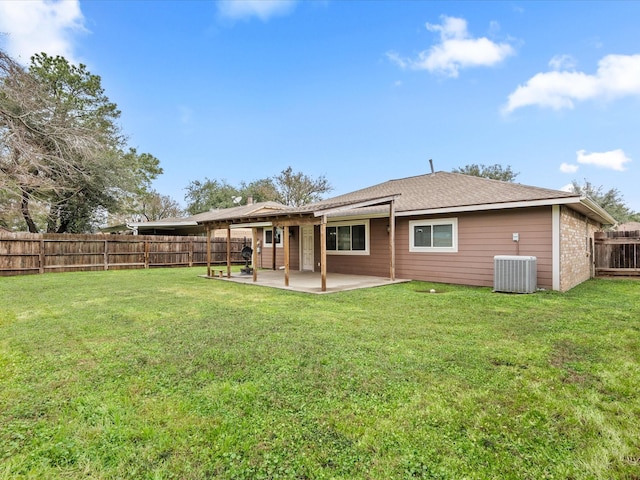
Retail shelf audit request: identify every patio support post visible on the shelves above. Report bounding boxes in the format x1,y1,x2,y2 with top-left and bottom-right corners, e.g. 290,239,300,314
252,227,258,282
284,225,290,287
389,199,396,281
226,226,231,278
272,225,277,270
320,215,327,292
206,224,211,277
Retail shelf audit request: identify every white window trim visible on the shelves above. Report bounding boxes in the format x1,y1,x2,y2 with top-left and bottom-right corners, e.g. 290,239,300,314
326,219,370,256
409,218,458,253
263,227,283,248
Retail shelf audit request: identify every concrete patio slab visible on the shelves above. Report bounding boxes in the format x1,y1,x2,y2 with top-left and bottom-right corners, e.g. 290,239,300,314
201,269,410,294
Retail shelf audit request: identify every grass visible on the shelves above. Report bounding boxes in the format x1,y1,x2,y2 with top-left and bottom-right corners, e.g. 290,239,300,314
1,268,639,479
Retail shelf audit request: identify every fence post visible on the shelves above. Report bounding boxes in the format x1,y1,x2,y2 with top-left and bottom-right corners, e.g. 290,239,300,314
189,238,193,267
144,241,149,269
104,239,108,270
39,238,45,274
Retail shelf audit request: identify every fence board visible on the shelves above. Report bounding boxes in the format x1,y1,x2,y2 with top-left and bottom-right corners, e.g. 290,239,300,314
0,232,248,276
594,230,640,277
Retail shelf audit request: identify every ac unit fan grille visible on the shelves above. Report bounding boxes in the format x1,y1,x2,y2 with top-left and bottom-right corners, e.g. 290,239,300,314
494,255,537,293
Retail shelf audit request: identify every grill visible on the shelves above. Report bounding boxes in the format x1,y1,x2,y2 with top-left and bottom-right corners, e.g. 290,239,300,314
241,245,253,274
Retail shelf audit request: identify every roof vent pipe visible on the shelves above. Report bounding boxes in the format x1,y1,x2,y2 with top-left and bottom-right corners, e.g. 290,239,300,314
429,159,434,174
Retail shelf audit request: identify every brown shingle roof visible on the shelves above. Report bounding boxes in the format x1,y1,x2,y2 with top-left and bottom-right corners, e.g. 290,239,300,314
307,171,577,214
188,201,287,222
196,172,615,225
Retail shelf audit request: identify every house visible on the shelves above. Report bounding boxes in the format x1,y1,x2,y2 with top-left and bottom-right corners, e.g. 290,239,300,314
198,172,616,292
617,222,640,232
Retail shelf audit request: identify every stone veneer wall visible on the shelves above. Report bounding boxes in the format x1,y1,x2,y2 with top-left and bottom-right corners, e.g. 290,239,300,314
559,206,601,291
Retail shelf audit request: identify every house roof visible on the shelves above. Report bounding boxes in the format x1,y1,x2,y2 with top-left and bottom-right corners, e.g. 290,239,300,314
101,201,287,234
300,171,616,224
197,172,616,226
186,201,287,223
299,172,575,212
617,221,640,232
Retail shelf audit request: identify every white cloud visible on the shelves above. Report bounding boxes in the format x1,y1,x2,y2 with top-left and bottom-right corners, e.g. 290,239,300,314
549,54,577,71
576,149,631,171
387,16,515,78
504,54,640,113
217,0,297,21
386,51,408,69
560,163,579,174
0,0,85,64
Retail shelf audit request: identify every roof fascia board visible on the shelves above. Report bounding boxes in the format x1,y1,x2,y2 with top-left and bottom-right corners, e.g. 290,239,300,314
328,213,390,222
229,222,272,229
395,197,582,217
313,195,400,217
130,221,199,228
580,196,617,225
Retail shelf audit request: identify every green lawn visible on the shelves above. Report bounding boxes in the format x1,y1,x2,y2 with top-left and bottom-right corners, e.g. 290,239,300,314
1,268,639,479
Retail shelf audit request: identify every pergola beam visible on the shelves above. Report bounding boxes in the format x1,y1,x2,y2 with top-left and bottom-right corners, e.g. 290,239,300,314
252,227,258,283
206,224,211,277
320,215,327,291
284,225,290,287
226,226,231,278
389,199,395,281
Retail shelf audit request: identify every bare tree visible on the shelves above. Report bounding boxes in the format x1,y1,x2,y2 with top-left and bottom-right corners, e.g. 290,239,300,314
136,190,184,222
0,49,161,232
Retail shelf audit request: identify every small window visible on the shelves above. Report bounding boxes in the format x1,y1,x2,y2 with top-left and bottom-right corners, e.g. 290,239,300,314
264,227,283,248
326,220,369,255
409,218,457,253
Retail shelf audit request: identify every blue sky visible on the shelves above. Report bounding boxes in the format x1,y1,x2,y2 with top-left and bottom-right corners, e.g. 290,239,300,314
1,1,639,213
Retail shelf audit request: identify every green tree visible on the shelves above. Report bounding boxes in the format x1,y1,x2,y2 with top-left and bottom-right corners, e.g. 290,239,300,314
184,178,240,215
452,163,519,182
273,166,332,207
0,50,162,233
570,180,639,224
239,178,279,204
184,167,333,214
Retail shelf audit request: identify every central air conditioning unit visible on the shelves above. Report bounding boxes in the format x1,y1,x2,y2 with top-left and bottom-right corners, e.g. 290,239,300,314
494,255,537,293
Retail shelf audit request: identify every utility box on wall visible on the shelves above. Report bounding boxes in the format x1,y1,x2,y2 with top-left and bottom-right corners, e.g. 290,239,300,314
494,255,537,293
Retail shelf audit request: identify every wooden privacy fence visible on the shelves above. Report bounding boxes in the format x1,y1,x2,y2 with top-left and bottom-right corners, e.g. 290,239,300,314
0,232,248,276
594,230,640,277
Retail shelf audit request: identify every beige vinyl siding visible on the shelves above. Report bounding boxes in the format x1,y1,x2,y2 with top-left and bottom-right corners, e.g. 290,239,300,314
320,219,391,277
311,208,553,288
317,209,554,288
256,227,299,271
289,227,300,270
395,207,553,289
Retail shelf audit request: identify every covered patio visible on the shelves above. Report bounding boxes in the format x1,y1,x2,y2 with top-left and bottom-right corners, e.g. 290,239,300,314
199,195,400,292
202,269,409,294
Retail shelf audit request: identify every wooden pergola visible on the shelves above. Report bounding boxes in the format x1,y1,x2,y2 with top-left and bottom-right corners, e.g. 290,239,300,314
200,195,399,292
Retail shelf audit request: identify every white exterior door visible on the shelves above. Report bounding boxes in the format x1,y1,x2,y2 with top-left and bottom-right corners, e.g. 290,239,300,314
301,226,314,271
